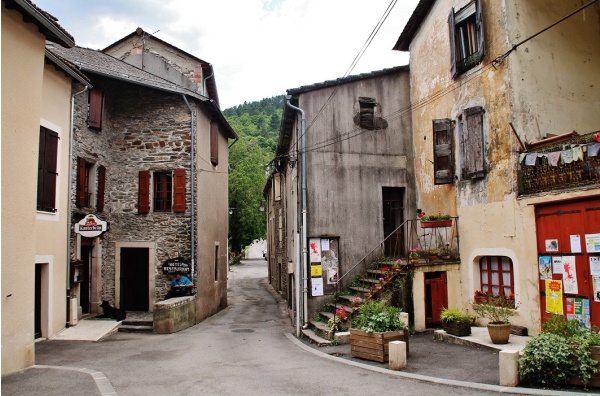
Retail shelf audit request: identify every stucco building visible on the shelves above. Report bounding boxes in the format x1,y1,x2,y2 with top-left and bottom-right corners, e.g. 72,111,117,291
264,66,414,331
1,0,91,375
394,0,600,332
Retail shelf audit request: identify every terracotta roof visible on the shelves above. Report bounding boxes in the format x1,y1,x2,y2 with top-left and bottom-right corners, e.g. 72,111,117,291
393,0,435,51
4,0,75,47
287,65,409,95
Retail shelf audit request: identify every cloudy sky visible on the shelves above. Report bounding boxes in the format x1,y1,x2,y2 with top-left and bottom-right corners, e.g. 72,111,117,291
34,0,418,109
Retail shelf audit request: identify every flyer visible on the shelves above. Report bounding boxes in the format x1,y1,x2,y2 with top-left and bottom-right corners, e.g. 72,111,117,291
545,280,563,315
538,256,552,279
562,256,578,294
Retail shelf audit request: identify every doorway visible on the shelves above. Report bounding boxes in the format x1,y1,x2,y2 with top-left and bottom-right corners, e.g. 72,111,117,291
34,264,42,339
120,248,149,311
80,238,93,314
425,271,448,327
382,187,405,257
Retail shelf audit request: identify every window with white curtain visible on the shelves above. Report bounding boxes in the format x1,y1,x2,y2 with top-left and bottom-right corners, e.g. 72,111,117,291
479,256,514,296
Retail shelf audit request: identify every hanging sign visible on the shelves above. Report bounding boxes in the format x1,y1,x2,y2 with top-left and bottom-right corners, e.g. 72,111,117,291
162,257,191,275
74,214,108,237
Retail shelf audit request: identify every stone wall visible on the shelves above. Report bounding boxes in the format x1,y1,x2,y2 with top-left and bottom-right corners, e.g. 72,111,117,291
71,77,194,303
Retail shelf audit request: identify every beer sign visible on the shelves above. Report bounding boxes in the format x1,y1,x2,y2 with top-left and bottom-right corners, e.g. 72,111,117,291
74,214,108,238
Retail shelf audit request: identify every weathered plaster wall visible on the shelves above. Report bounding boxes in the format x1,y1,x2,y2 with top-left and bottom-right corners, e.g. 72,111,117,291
295,69,414,318
507,0,600,142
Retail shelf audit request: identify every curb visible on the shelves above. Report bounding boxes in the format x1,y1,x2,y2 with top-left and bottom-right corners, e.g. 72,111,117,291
32,365,117,395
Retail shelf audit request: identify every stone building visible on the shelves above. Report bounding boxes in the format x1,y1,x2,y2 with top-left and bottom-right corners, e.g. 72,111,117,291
48,41,236,323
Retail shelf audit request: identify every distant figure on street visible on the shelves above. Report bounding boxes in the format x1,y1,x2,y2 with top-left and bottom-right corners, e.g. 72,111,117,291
164,271,193,300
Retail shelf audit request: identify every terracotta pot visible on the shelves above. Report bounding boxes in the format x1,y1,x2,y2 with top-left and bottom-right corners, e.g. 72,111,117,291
409,258,419,265
420,219,452,228
487,322,511,344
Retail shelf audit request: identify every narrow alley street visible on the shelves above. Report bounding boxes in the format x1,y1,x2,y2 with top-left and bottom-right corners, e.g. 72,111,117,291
6,260,524,395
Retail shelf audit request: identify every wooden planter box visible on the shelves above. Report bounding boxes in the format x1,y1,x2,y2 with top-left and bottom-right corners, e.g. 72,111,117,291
442,321,471,336
350,328,409,363
570,346,600,388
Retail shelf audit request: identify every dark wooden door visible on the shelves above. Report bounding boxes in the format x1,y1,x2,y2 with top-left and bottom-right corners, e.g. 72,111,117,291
120,248,149,311
425,272,448,327
34,264,42,339
80,240,93,314
383,187,404,257
535,199,600,328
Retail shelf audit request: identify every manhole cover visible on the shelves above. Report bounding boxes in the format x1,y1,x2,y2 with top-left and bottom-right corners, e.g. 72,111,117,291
232,329,255,333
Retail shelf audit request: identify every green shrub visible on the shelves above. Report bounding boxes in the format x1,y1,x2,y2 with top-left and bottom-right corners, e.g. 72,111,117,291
542,314,586,338
351,300,405,333
519,329,598,388
440,307,474,325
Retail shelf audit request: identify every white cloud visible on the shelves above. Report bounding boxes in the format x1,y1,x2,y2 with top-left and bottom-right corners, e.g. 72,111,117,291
34,0,417,108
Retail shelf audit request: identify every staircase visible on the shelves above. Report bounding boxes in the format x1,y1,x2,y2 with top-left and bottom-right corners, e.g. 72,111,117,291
118,311,154,333
302,257,411,345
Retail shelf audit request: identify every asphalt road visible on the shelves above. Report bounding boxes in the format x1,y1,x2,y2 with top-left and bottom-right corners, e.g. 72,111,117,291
6,260,531,396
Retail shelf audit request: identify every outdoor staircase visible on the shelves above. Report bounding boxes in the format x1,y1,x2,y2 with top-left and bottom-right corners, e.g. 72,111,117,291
118,312,154,333
302,257,411,345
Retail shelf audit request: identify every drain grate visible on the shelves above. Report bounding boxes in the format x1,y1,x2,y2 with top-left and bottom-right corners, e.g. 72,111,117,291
231,328,255,333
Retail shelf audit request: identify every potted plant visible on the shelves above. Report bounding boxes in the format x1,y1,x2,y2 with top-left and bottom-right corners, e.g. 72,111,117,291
440,307,474,336
426,248,439,261
350,296,363,310
408,248,420,264
472,295,518,344
327,307,349,332
440,243,452,259
419,211,452,228
349,300,408,363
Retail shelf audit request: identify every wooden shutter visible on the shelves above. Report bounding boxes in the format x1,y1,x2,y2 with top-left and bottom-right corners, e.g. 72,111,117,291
210,122,219,166
76,156,87,207
37,127,59,211
448,9,457,78
97,165,106,212
138,170,150,214
433,119,454,185
463,106,485,179
88,88,104,130
173,169,186,213
475,0,485,63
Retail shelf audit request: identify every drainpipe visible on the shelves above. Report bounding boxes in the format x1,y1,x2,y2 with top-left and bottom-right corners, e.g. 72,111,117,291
182,95,196,283
285,96,308,331
66,85,89,326
203,65,214,98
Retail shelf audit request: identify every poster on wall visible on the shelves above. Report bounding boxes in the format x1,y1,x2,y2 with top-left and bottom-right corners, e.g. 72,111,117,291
545,280,563,315
322,241,339,285
545,239,559,252
311,277,324,296
309,238,322,262
538,256,552,280
552,256,563,274
593,276,600,302
562,256,578,294
310,263,323,277
570,235,582,253
566,297,591,328
327,268,338,283
590,256,600,276
585,233,600,253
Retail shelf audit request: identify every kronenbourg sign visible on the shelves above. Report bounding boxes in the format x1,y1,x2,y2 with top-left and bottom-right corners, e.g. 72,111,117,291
74,214,108,238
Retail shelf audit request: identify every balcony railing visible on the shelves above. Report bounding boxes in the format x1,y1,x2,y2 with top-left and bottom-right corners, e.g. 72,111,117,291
518,132,600,195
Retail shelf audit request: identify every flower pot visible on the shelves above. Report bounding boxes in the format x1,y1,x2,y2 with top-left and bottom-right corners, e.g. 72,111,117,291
420,219,452,228
441,254,451,260
428,255,439,261
443,321,471,337
487,322,511,344
409,258,419,265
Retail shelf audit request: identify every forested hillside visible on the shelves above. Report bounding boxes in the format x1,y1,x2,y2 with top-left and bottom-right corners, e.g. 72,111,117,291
224,95,284,254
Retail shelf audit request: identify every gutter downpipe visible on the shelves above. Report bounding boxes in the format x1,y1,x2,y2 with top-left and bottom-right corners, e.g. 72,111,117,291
285,96,308,333
182,95,196,283
203,65,214,98
66,85,88,326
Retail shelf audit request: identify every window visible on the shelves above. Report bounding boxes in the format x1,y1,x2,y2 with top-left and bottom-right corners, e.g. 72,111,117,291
358,97,377,130
88,88,104,130
448,0,484,77
460,106,485,179
432,119,454,184
76,157,95,208
479,256,514,297
210,122,219,166
138,169,186,214
153,171,172,212
37,126,59,212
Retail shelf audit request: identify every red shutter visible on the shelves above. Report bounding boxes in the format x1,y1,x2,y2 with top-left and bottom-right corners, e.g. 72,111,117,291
88,88,104,130
97,165,106,212
76,157,86,207
210,122,219,166
173,169,186,213
138,170,150,214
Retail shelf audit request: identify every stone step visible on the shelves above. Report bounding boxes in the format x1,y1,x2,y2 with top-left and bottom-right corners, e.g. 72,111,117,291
349,286,370,294
337,295,356,303
329,303,353,313
122,320,153,327
319,311,334,321
302,328,332,346
309,319,334,340
118,324,153,333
